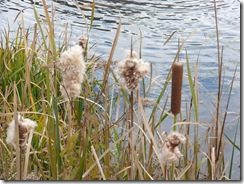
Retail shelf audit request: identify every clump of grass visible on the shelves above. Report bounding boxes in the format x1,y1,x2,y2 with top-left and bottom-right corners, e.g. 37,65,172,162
0,0,240,181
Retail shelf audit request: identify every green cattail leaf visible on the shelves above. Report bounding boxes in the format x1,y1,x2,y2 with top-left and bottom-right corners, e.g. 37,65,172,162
33,5,48,50
53,97,61,174
78,129,89,180
224,132,240,151
60,132,79,157
154,109,171,129
185,50,198,121
226,123,239,179
113,127,121,153
148,70,172,123
41,0,56,59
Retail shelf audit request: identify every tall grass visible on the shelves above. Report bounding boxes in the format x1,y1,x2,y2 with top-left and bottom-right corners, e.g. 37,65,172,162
0,0,240,180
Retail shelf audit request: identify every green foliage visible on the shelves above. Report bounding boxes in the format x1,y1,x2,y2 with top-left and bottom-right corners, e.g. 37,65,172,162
60,131,79,166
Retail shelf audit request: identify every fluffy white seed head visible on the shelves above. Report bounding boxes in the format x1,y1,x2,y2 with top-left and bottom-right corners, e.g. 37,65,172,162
159,132,186,165
19,116,37,132
6,114,37,149
125,59,136,68
56,38,87,100
60,82,82,100
78,35,88,48
117,50,150,91
165,131,186,145
136,59,150,77
125,50,138,59
6,119,16,148
159,144,179,164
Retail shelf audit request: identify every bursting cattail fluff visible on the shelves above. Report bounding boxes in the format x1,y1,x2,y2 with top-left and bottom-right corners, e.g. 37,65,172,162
171,60,183,115
56,36,87,99
6,114,37,149
117,51,150,91
159,132,186,164
78,35,88,49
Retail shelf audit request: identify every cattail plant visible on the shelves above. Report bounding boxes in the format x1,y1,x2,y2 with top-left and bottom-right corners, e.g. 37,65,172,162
171,59,183,116
171,59,183,132
117,51,150,92
117,49,150,178
56,35,87,143
159,132,186,165
78,35,88,49
169,59,183,179
56,35,87,100
6,114,37,149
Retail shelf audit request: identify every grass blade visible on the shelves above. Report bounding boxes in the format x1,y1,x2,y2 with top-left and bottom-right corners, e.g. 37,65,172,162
185,50,198,121
226,123,239,179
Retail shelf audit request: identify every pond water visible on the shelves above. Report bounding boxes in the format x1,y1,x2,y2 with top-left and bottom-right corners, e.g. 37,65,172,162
0,0,240,180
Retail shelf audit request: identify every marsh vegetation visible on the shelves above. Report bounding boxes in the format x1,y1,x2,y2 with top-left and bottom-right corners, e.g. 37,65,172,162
0,0,240,180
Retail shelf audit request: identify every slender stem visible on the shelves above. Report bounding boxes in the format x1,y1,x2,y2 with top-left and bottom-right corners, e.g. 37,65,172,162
67,100,73,141
173,115,177,131
130,91,134,130
103,87,110,178
217,66,237,161
14,83,21,180
171,163,175,180
147,114,155,179
170,115,177,180
128,90,134,179
164,165,167,180
214,0,221,157
53,64,61,177
177,38,180,62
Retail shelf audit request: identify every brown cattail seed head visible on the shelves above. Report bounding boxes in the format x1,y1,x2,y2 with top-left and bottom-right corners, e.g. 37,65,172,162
78,35,88,49
117,51,150,92
6,114,37,149
19,125,28,149
171,60,183,115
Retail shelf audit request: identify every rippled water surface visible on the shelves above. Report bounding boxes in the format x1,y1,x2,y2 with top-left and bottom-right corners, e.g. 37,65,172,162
0,0,240,179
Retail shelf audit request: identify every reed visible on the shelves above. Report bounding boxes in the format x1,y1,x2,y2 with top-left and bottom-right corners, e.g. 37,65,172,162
0,0,240,181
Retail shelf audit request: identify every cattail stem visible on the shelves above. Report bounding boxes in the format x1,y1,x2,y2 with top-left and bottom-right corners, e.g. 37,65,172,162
171,117,177,179
171,60,183,116
67,100,73,141
173,115,177,131
130,91,134,130
14,84,21,180
171,115,176,180
171,163,175,180
128,90,134,179
103,89,110,178
164,165,167,180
